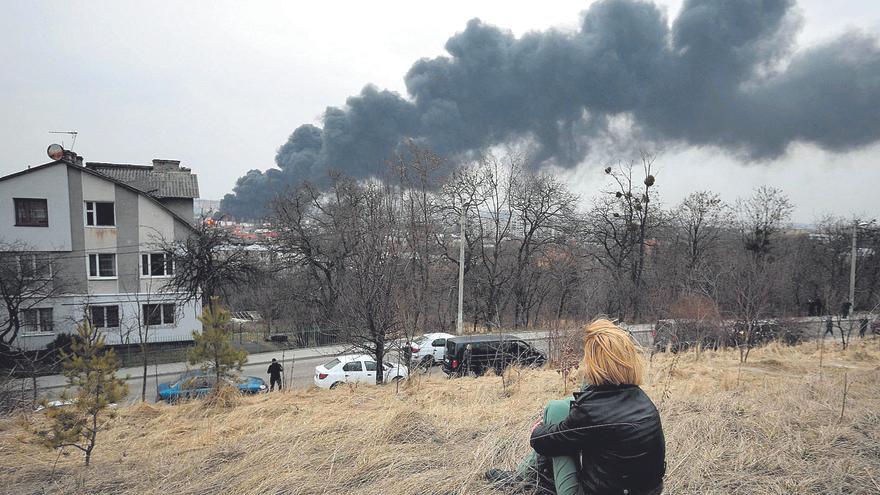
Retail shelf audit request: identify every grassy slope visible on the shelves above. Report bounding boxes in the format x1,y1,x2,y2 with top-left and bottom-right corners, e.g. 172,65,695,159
1,341,879,495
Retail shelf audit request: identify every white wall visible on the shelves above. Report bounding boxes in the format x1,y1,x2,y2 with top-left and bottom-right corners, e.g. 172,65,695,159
0,163,71,250
137,196,176,293
11,293,202,351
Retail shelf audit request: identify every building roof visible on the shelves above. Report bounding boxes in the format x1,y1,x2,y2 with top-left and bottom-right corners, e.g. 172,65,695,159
85,162,200,199
0,158,196,231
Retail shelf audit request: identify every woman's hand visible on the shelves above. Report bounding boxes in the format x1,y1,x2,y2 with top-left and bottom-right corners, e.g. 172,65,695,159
531,419,543,432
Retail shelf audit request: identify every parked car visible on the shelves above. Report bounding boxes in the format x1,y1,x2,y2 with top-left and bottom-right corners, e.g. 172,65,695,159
405,332,455,368
313,354,408,389
157,371,268,402
442,334,546,377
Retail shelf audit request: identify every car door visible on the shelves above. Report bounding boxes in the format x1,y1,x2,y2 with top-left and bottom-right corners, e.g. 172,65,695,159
342,360,364,384
363,360,379,384
430,338,447,361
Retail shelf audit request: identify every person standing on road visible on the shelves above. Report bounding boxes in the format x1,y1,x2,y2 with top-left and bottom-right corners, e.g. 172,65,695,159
461,343,473,377
267,358,283,391
824,316,834,337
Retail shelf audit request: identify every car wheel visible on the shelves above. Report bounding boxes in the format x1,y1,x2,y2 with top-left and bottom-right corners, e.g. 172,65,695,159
329,381,343,390
392,376,403,382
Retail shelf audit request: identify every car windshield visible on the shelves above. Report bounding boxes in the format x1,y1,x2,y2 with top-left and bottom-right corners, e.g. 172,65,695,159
323,358,341,370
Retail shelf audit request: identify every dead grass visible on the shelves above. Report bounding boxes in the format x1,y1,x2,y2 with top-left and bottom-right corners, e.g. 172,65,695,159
1,341,878,495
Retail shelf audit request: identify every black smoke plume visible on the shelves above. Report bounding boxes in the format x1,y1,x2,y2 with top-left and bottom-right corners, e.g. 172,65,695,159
221,0,880,218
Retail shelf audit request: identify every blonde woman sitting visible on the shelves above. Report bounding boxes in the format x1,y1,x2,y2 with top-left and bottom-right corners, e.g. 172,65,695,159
487,319,665,495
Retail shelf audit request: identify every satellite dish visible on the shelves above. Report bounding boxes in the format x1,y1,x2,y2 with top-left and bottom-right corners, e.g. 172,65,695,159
47,143,64,160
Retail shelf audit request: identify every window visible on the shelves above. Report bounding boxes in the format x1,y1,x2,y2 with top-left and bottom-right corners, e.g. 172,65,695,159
14,198,48,227
143,303,175,326
364,361,377,371
90,305,120,328
88,253,116,278
141,252,173,277
431,338,447,347
21,308,53,333
17,254,52,279
323,358,341,370
342,361,363,372
85,201,115,226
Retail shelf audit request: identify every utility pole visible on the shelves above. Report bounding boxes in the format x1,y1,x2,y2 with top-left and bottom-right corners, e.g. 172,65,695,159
849,220,858,315
457,204,466,335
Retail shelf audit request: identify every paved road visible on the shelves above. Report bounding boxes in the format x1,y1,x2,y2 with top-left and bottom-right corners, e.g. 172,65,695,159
35,329,562,404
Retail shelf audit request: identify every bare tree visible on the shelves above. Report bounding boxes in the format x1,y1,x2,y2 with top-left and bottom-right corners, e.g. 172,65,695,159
584,154,660,320
160,221,261,311
333,181,404,384
0,241,66,350
721,250,780,363
736,186,794,259
273,176,366,323
674,191,733,271
509,170,578,327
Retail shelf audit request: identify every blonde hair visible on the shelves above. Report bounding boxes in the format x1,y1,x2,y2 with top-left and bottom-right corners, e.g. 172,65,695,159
579,318,644,386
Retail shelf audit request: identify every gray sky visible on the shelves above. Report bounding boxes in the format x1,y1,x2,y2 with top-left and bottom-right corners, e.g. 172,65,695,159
2,0,878,223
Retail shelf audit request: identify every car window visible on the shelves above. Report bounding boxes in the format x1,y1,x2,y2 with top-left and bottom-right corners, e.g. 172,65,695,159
364,361,377,371
343,361,363,372
431,338,446,347
323,358,341,370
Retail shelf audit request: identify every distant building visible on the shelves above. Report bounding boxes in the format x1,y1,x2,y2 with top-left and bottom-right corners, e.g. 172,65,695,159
194,199,221,219
0,152,202,350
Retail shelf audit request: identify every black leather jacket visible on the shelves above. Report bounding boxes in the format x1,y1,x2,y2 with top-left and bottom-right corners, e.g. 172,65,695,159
530,384,665,495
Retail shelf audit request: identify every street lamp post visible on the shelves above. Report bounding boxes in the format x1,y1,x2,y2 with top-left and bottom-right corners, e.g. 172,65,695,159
848,220,874,316
456,204,466,335
849,221,857,315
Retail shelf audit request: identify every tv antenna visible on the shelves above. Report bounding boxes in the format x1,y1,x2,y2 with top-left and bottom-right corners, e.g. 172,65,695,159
49,131,78,150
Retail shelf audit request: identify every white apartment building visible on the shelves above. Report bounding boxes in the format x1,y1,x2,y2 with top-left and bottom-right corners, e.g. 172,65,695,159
0,151,202,350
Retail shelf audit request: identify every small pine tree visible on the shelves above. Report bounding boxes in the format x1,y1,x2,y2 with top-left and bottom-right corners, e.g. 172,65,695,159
188,300,247,384
34,321,128,466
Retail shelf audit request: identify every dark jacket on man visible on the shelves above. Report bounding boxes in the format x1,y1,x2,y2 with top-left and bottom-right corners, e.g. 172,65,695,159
530,384,665,495
267,362,283,378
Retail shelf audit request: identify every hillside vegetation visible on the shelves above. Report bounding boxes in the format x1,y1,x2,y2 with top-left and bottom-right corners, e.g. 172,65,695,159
1,341,879,495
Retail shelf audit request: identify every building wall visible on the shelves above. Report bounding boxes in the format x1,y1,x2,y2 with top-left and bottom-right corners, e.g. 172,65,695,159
0,163,71,250
115,186,140,294
138,195,175,293
10,294,201,350
159,198,194,222
4,164,203,351
82,171,119,295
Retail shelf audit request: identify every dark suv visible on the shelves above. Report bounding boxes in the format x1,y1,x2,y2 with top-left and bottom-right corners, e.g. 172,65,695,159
442,334,546,376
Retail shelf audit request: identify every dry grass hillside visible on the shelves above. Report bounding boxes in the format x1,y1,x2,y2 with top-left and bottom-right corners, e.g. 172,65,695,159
1,340,879,495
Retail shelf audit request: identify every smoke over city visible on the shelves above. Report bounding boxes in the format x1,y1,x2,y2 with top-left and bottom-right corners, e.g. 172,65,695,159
220,0,880,218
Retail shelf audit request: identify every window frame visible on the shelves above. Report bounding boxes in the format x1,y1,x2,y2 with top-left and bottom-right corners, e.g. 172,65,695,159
13,198,49,227
20,307,54,334
89,305,120,329
342,361,363,372
142,303,176,327
84,201,116,227
141,252,174,278
87,253,117,279
17,254,53,280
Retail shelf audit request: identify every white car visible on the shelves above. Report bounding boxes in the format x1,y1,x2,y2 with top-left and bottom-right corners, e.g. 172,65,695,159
313,354,409,389
408,332,455,367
